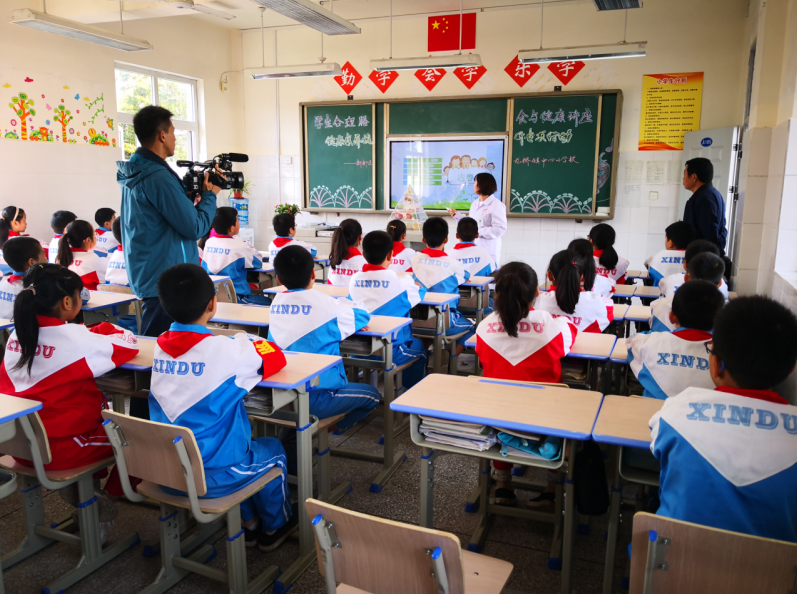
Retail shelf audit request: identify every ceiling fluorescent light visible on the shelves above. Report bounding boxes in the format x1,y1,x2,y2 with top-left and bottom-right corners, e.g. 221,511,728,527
245,62,342,79
592,0,642,10
248,0,360,35
371,54,482,72
518,42,646,63
9,9,153,52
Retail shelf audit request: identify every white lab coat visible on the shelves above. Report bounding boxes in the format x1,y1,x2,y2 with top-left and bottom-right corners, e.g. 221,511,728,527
453,195,507,265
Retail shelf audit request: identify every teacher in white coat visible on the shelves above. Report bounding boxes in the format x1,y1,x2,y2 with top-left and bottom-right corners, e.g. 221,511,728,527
447,172,507,265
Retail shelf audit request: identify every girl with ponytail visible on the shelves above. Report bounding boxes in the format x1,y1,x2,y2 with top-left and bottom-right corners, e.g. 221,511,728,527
588,223,629,285
535,250,614,333
569,238,614,298
386,219,417,274
0,206,27,275
328,218,365,286
57,220,106,290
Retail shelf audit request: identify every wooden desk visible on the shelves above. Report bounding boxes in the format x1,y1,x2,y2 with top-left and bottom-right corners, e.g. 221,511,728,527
625,305,651,323
412,293,461,374
634,286,661,300
459,276,491,325
0,319,13,331
120,336,158,372
625,270,649,280
610,341,629,364
211,302,271,330
613,304,629,321
264,284,349,298
613,285,635,298
208,275,231,284
83,290,139,326
0,394,42,444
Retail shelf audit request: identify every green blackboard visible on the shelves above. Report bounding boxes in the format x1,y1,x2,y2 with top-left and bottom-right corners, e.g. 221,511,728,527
509,95,600,215
389,99,508,135
306,104,375,210
595,94,617,210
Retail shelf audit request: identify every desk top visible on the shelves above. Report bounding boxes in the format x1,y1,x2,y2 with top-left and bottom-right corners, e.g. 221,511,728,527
0,318,13,331
592,395,663,449
391,374,603,440
0,393,42,425
613,304,629,320
212,302,271,327
610,341,629,364
626,270,649,280
625,305,652,322
613,285,636,297
264,284,349,297
209,275,231,284
259,251,330,265
567,332,616,361
462,276,492,288
420,292,460,307
83,291,139,311
634,286,661,299
121,336,158,371
251,265,275,274
357,316,412,338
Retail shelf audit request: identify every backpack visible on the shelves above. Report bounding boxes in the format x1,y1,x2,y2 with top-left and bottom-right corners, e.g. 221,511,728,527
573,440,609,516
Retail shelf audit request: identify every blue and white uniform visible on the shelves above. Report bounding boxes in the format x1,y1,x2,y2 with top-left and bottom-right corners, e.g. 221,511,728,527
267,289,380,431
267,236,317,259
105,246,129,286
627,328,714,400
201,234,262,297
389,243,416,274
349,264,427,390
95,227,120,257
659,272,730,300
650,386,797,542
0,274,23,320
149,324,290,529
645,249,686,286
450,242,495,278
411,248,475,345
649,295,676,333
0,251,11,276
48,234,63,264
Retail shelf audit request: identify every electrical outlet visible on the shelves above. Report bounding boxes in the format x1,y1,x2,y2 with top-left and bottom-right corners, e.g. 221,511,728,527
280,156,293,165
649,191,659,201
220,80,228,92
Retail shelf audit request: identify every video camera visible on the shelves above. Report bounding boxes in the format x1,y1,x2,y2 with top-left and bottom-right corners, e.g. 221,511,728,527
177,153,248,198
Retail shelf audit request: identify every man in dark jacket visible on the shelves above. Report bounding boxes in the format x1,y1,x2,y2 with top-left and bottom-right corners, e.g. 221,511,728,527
682,157,728,255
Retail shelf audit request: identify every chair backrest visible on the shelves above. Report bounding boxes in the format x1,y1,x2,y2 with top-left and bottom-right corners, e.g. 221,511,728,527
305,498,466,594
630,512,797,594
216,279,238,304
101,410,207,497
0,412,51,464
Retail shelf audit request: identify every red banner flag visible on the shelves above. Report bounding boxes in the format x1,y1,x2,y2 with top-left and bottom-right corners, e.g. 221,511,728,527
368,69,399,93
428,13,476,53
504,55,540,88
415,68,446,91
334,61,362,94
548,61,585,85
453,65,486,90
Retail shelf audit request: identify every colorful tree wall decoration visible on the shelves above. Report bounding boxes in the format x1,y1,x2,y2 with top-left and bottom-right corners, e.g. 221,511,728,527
53,104,72,143
8,93,35,140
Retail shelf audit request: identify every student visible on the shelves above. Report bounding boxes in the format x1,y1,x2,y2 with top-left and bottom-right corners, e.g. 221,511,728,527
0,206,27,275
201,207,264,304
0,237,48,319
94,207,120,256
451,217,496,277
650,253,725,332
628,281,724,399
649,296,797,542
268,213,317,259
535,250,613,333
386,219,417,274
49,210,77,265
658,239,729,299
151,264,296,551
569,238,613,298
645,221,695,286
105,218,129,287
411,217,475,353
589,223,629,285
57,220,106,290
269,246,380,431
328,219,366,286
349,231,427,390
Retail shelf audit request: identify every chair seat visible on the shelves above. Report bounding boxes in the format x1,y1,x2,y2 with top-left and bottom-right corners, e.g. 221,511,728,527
248,414,345,432
461,549,513,594
0,454,113,482
136,467,282,514
393,358,421,373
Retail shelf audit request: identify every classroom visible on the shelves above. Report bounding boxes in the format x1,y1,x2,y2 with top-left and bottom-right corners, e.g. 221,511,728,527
0,0,796,593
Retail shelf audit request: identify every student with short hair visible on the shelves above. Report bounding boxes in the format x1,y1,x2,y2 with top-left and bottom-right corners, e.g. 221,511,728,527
349,231,427,390
659,239,729,299
94,207,119,256
650,295,797,542
645,221,695,286
57,220,106,290
152,263,296,551
0,237,48,319
0,206,27,275
569,238,613,298
328,219,366,287
269,246,380,431
267,213,317,259
628,281,724,399
386,219,417,274
49,210,77,264
105,218,129,286
451,217,496,277
589,223,629,285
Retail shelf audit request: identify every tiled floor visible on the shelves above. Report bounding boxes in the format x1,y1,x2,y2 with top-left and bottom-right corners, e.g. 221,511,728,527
1,412,637,594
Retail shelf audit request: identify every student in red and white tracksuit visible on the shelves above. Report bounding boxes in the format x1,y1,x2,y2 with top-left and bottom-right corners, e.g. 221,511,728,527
0,237,49,319
328,219,366,287
589,223,629,285
57,220,106,291
386,219,417,274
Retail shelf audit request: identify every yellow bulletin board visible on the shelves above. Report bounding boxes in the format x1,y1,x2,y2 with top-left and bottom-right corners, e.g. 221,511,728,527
638,72,703,151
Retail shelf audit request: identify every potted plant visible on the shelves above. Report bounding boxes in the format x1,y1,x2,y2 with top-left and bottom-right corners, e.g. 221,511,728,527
233,178,254,199
275,203,300,216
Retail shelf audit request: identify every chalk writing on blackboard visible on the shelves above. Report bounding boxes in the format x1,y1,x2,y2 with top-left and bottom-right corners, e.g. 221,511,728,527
324,133,373,148
314,114,370,129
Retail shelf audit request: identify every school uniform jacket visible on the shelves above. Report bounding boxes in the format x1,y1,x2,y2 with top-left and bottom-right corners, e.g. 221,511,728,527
659,272,730,300
627,328,714,399
388,242,416,274
0,251,11,276
645,249,686,286
535,289,613,333
267,236,317,259
201,235,262,297
590,274,615,299
48,235,62,264
650,386,797,542
649,295,676,333
412,248,471,325
593,251,629,285
105,246,129,286
0,319,139,439
149,324,286,471
328,247,366,287
95,227,120,256
68,249,106,291
450,242,496,277
267,289,370,391
0,275,23,320
476,309,577,384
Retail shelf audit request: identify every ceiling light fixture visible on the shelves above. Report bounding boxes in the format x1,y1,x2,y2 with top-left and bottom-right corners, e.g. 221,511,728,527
248,0,359,35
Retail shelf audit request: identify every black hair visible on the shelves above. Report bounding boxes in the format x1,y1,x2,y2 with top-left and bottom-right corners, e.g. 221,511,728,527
474,172,497,197
133,105,173,147
685,157,714,184
687,253,725,285
493,262,538,338
684,239,720,264
665,221,695,250
50,210,76,235
362,231,394,265
198,231,210,251
211,207,238,236
157,263,215,324
329,219,362,269
273,213,296,237
671,280,724,332
274,245,315,290
588,223,619,270
548,249,583,314
112,217,123,245
568,238,597,292
4,237,43,273
57,220,95,268
95,208,116,229
422,216,449,248
0,206,25,248
386,219,406,243
457,217,479,243
12,264,83,374
713,296,797,389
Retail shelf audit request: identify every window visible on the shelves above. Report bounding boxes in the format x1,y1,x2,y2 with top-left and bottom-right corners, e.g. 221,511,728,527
114,65,199,171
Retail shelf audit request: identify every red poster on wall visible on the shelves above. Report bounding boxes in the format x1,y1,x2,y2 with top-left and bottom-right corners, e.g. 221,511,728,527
334,61,362,94
504,55,540,88
368,69,398,93
414,68,446,91
453,65,486,89
547,61,585,85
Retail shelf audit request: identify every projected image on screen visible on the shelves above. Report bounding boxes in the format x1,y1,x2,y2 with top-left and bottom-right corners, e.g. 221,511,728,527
390,138,506,210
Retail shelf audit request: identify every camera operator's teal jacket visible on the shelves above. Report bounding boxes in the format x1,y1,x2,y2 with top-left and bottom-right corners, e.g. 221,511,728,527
117,148,216,299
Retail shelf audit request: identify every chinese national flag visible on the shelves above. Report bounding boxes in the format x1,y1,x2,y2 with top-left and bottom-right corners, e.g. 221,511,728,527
428,13,476,52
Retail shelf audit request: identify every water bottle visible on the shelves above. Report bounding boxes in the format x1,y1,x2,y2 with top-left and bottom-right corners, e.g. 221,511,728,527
229,197,249,227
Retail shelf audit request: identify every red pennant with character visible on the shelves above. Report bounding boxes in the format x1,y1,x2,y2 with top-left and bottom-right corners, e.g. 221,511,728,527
504,55,540,88
547,61,585,85
414,68,446,91
453,65,486,90
334,61,362,94
368,69,399,93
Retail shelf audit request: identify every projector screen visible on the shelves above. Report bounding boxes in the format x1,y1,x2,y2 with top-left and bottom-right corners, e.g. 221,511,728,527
389,136,507,210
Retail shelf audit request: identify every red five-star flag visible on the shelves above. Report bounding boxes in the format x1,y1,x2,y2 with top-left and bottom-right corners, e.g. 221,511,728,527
428,13,476,52
547,61,585,85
